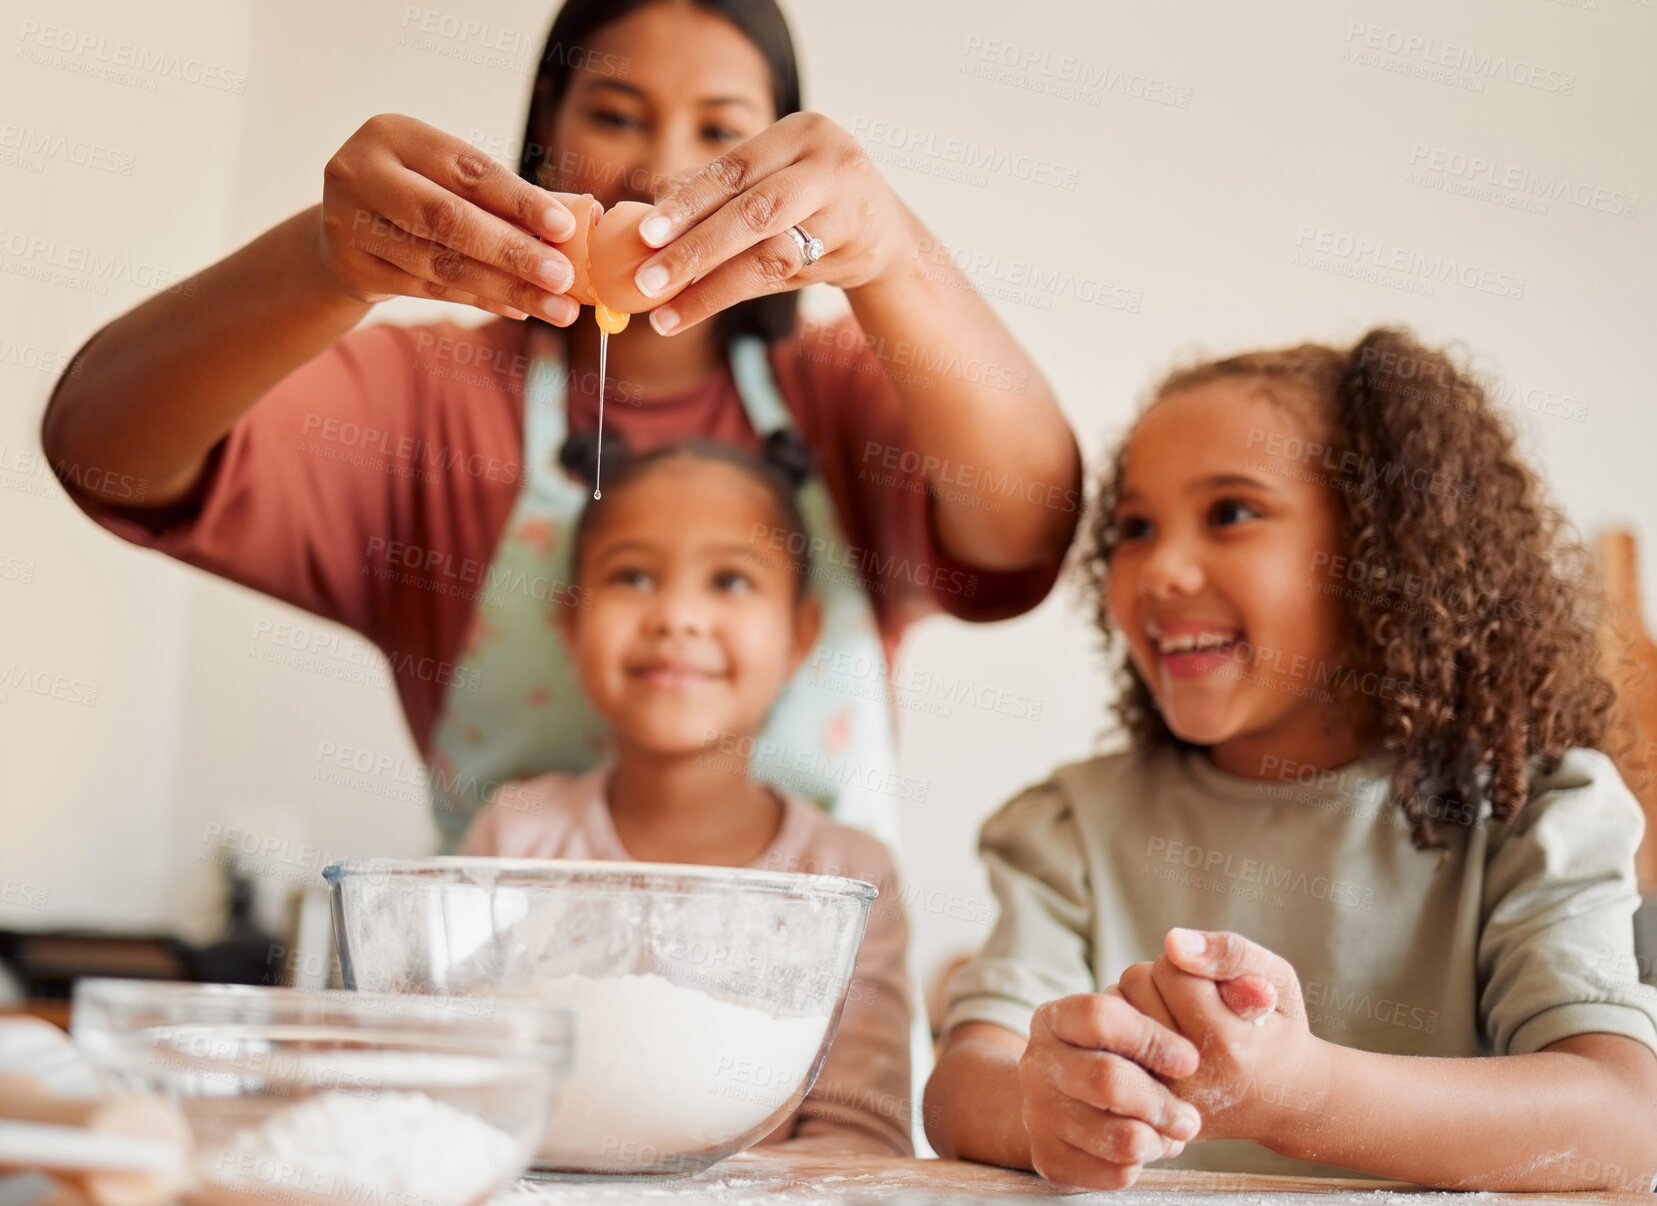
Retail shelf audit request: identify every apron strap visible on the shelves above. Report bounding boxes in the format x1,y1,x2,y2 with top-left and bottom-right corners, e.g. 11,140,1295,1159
729,335,796,438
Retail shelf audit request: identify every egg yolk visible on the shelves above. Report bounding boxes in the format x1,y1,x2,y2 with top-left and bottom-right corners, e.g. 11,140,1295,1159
593,301,630,334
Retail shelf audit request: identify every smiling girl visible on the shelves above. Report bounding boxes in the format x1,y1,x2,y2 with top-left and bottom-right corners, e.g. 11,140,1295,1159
925,328,1657,1191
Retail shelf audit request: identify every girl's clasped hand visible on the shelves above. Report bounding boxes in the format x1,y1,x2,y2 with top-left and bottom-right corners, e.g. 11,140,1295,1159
1021,929,1298,1188
1115,930,1315,1143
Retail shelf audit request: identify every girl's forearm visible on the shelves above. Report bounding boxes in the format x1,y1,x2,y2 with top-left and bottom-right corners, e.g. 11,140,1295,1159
924,1027,1035,1168
844,210,1080,572
41,204,373,508
1272,1035,1657,1192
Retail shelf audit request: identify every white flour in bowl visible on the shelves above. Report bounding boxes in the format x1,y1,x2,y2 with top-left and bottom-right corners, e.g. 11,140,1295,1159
536,973,829,1165
203,1090,520,1206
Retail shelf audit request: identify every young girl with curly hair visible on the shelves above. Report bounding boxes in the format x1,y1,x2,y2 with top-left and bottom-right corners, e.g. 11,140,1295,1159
924,328,1657,1192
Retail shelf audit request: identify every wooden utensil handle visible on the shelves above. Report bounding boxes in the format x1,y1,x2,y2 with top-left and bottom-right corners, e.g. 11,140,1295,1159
1597,527,1657,888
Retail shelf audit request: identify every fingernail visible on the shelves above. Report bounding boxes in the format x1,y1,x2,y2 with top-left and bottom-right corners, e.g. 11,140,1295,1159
639,214,672,245
545,206,575,241
649,305,678,335
1170,1111,1201,1141
540,259,572,291
1170,928,1206,956
636,264,669,298
543,296,576,325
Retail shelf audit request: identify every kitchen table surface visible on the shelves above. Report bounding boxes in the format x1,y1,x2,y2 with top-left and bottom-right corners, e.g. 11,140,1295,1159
498,1151,1653,1205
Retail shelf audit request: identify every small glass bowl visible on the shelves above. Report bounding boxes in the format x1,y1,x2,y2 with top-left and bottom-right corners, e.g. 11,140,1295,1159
72,979,572,1206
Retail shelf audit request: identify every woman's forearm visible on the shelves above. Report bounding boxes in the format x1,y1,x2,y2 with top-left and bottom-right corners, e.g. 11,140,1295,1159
1274,1034,1657,1191
924,1025,1035,1168
844,209,1080,572
41,204,372,508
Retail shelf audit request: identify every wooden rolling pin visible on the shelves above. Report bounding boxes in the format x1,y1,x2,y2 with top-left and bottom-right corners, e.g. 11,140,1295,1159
1597,528,1657,888
0,1075,191,1206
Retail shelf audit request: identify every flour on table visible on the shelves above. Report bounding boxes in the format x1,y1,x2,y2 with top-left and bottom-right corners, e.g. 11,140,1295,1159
537,973,829,1163
205,1089,520,1206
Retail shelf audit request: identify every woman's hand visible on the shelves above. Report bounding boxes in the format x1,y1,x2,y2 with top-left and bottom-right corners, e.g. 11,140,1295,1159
1017,992,1205,1190
1117,929,1328,1145
317,113,585,325
626,111,911,335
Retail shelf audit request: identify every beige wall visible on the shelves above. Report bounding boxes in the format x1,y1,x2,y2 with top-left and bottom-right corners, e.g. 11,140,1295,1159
2,0,1654,986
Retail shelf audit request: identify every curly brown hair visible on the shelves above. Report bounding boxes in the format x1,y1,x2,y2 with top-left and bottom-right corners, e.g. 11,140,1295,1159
1080,327,1616,849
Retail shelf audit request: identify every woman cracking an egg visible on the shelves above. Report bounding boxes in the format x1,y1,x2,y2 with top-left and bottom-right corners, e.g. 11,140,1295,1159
41,0,1080,854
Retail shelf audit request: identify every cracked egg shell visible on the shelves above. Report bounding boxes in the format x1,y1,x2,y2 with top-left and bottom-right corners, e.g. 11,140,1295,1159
586,200,689,315
546,193,599,307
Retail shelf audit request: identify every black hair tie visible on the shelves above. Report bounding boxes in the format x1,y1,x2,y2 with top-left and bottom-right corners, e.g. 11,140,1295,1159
762,428,815,490
559,430,628,491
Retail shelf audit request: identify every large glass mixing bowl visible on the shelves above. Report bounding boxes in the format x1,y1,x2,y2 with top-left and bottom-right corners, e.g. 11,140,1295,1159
324,857,877,1178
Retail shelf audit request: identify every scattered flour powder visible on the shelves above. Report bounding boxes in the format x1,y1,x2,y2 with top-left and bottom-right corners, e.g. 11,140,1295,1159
205,1090,521,1206
536,973,829,1165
